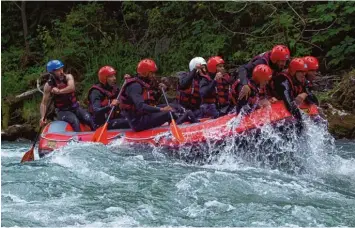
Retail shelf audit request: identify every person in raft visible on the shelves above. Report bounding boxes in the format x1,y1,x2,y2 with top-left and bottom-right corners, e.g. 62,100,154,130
236,44,291,102
273,58,319,120
87,66,130,130
176,57,205,114
198,56,227,119
206,56,235,116
303,56,320,105
230,64,273,114
119,58,191,132
40,60,95,131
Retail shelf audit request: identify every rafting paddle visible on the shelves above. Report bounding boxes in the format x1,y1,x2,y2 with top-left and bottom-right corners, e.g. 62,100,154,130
92,80,126,144
161,88,185,143
21,99,53,163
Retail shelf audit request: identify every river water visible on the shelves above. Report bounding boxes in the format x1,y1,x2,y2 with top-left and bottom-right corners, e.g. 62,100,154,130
1,119,355,227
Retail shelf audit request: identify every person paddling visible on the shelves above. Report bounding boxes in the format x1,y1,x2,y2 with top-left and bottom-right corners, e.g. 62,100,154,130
40,60,95,131
119,58,188,132
87,66,130,130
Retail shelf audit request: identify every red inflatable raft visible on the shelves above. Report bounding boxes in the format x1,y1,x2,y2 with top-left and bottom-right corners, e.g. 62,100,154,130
38,101,320,157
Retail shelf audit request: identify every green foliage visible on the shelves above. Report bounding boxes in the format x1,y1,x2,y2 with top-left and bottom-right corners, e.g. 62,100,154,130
1,102,10,129
22,96,42,124
2,1,355,128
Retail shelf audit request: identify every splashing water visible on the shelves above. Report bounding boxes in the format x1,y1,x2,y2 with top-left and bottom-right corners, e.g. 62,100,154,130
2,114,355,227
152,111,340,176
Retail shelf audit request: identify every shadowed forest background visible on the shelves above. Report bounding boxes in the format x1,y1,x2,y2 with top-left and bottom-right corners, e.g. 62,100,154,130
1,1,355,139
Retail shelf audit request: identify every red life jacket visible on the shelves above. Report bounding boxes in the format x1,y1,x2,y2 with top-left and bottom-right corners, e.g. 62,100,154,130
87,84,119,118
200,73,216,104
230,79,261,105
119,77,156,112
176,72,201,109
279,72,306,98
216,73,232,107
48,75,78,110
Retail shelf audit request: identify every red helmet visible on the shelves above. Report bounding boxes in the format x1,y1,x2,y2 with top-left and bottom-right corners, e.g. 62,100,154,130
137,59,158,76
252,64,272,83
303,56,319,71
288,58,307,76
207,56,225,73
270,45,290,63
98,66,116,84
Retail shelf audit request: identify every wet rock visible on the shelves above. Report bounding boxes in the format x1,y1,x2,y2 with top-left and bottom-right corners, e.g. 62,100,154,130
1,124,36,141
322,104,355,139
330,69,355,113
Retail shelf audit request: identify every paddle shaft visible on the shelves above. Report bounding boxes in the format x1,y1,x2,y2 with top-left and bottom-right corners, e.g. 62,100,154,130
161,88,174,119
104,81,126,124
35,99,54,143
21,98,53,162
161,87,185,143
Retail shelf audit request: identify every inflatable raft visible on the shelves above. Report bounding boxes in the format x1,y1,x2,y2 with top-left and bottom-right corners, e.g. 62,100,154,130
38,101,320,158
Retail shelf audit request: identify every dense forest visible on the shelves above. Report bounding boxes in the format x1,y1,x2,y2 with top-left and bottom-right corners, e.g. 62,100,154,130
1,1,355,139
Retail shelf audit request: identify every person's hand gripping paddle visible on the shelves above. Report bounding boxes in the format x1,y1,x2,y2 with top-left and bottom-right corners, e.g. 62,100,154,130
92,80,127,144
161,88,185,143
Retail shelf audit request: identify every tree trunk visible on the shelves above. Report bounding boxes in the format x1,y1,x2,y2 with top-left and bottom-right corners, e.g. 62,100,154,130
21,1,30,66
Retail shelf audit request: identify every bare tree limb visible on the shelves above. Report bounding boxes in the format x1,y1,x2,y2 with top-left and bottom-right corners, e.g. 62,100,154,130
286,1,306,26
294,21,306,47
13,1,21,10
225,3,248,14
208,6,279,39
299,39,324,51
15,88,42,100
37,78,44,94
305,18,337,32
260,23,274,35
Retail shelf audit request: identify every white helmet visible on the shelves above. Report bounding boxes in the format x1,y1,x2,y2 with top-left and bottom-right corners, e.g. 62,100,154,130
189,57,207,71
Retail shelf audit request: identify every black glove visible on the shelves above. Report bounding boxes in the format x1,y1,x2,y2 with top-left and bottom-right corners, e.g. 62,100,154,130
290,103,302,120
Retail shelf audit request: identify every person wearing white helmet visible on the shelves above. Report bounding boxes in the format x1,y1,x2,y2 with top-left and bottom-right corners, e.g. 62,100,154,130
176,57,206,112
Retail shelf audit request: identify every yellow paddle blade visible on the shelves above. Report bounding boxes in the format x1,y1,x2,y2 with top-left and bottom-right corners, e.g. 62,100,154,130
92,123,109,145
170,119,185,143
21,147,35,163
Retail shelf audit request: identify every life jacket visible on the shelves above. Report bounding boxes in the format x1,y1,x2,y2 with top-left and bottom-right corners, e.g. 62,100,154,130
119,77,156,113
87,84,119,118
278,72,306,98
230,79,261,105
306,80,314,90
267,78,278,98
200,73,216,104
216,73,232,107
176,72,201,110
47,74,78,110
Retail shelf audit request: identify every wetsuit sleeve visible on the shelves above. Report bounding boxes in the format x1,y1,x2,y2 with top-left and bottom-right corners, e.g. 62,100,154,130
279,80,301,119
126,83,161,113
199,77,217,98
305,85,319,105
89,89,111,114
238,58,268,86
179,70,196,89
